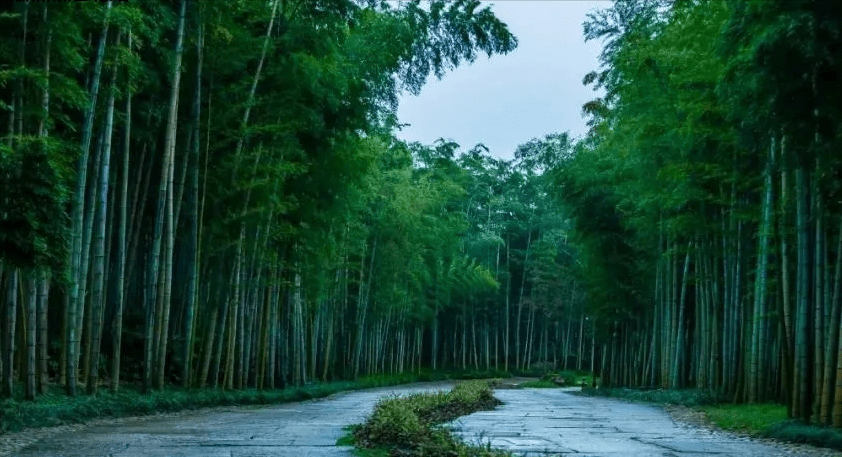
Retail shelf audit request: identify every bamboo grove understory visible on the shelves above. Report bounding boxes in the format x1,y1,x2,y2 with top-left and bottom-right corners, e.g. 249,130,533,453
2,0,842,431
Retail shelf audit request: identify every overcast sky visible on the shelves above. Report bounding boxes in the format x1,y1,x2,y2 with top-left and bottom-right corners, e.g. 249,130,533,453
395,1,608,160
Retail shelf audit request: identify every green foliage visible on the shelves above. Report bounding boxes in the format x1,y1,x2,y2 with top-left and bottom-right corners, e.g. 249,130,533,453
519,379,559,389
0,137,71,270
700,403,787,434
579,388,726,407
704,403,842,451
351,380,509,457
535,369,595,387
765,421,842,451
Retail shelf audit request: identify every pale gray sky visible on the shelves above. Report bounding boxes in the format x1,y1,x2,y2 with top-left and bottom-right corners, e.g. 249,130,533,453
396,1,607,160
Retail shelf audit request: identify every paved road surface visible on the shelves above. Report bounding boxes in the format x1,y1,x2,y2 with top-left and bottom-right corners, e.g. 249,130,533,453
451,387,838,456
11,382,454,457
10,383,840,456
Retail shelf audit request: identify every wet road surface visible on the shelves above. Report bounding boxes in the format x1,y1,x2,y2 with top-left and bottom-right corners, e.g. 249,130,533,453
10,383,840,456
451,387,838,456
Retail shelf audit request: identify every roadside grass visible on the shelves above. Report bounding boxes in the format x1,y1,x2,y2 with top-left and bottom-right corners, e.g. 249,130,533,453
524,369,596,388
578,387,724,406
519,379,559,388
579,387,842,452
699,403,787,434
0,369,508,434
765,421,842,451
702,404,842,451
344,380,511,456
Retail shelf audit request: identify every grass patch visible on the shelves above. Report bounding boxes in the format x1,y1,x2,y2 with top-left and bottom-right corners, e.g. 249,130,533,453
0,370,507,434
580,387,842,452
765,421,842,451
541,369,595,386
699,403,786,434
346,380,510,456
578,387,724,407
519,379,560,388
702,404,842,451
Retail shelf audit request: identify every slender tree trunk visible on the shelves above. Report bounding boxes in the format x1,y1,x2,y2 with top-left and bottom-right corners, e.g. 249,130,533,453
37,271,49,393
813,168,825,417
822,213,842,424
36,5,52,395
25,274,36,400
516,222,532,370
111,30,132,394
779,135,795,416
832,215,842,427
2,269,18,398
147,0,185,390
87,42,120,395
794,165,811,421
66,1,112,396
670,243,691,388
182,21,203,388
750,135,776,402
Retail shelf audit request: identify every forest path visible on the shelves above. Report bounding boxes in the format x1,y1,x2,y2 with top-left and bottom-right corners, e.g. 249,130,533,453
451,387,839,456
10,382,839,457
10,381,455,457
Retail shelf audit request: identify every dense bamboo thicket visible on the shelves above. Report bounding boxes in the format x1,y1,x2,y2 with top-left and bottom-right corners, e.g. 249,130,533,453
0,0,599,402
555,0,842,426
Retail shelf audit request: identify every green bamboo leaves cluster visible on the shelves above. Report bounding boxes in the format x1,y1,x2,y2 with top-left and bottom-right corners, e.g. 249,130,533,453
0,0,565,402
557,0,842,426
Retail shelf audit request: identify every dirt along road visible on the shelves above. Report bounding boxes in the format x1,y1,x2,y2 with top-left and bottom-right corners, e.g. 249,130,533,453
6,382,841,456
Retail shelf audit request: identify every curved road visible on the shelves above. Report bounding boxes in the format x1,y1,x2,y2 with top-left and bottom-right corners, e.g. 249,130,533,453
452,388,839,456
8,383,840,457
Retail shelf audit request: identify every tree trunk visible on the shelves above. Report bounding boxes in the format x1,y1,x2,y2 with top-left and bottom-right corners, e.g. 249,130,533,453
2,269,18,398
823,213,842,424
87,42,119,395
37,271,49,393
149,0,185,390
750,135,776,402
794,165,811,421
516,221,532,370
111,30,132,394
66,1,112,396
25,274,36,400
670,243,691,388
182,21,203,388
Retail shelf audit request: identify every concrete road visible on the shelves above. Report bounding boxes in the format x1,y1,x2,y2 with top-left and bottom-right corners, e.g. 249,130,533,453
12,382,454,457
11,383,840,457
451,388,840,456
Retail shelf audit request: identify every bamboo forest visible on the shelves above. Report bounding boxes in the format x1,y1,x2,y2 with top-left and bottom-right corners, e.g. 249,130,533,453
2,0,842,442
